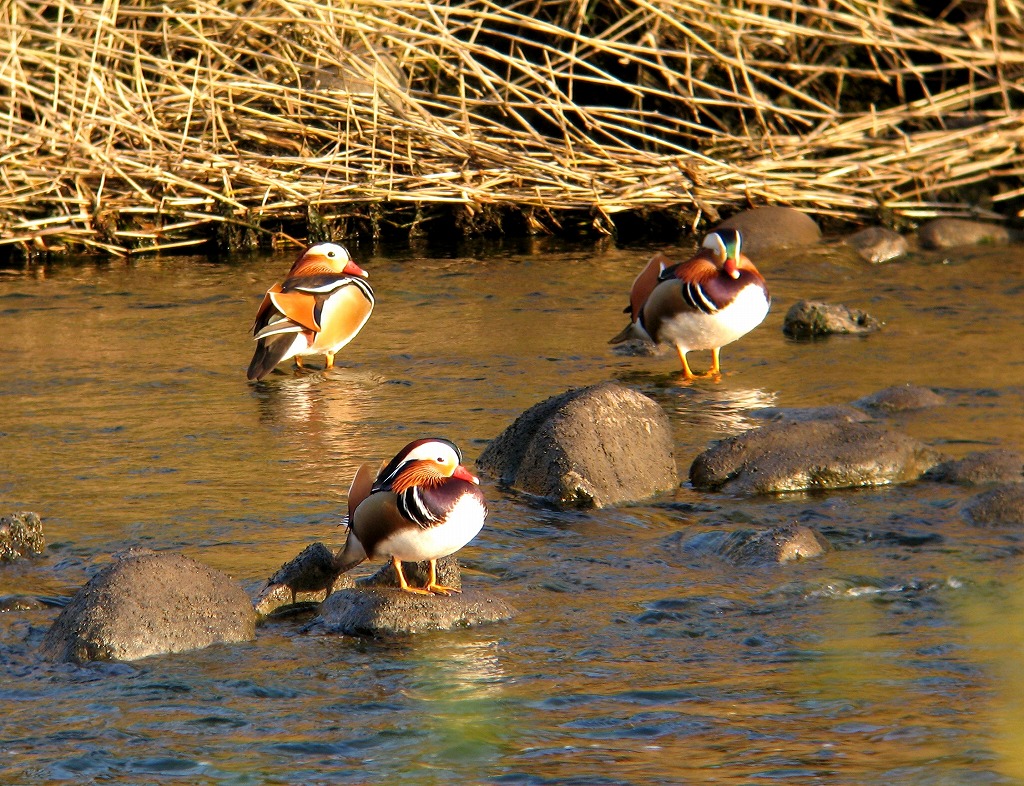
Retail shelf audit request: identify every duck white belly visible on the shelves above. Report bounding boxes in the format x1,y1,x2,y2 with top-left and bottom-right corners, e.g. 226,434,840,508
374,494,486,562
658,285,769,352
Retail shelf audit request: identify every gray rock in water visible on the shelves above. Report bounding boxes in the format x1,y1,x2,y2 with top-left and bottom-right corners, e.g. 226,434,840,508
40,549,256,663
963,484,1024,527
926,450,1024,486
783,300,882,338
0,595,48,612
690,420,940,495
679,524,830,566
918,218,1014,249
307,586,516,636
845,226,908,264
0,511,45,561
715,207,821,255
478,382,677,508
853,384,945,413
253,542,355,617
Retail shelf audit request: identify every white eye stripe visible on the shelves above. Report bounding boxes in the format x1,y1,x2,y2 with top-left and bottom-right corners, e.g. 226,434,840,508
702,232,727,259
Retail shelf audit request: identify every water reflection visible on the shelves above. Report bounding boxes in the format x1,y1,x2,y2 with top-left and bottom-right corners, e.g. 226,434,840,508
250,368,382,474
670,385,776,432
615,369,776,434
955,574,1024,783
375,637,512,773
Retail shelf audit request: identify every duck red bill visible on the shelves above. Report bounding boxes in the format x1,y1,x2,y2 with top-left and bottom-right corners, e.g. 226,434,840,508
345,260,369,278
453,465,479,484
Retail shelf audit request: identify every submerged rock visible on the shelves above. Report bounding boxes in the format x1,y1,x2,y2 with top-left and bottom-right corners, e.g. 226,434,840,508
751,405,869,424
676,524,830,566
926,450,1024,486
478,382,677,508
40,549,256,663
845,226,908,264
963,484,1024,527
715,207,821,255
690,420,940,495
0,511,45,561
307,584,516,636
253,542,355,617
853,384,945,413
918,218,1014,249
0,595,48,612
783,300,882,338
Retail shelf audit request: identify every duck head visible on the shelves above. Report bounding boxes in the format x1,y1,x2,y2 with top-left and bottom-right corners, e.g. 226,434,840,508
374,438,479,494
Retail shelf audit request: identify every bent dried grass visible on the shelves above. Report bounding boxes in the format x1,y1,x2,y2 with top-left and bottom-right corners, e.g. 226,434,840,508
1,0,1022,255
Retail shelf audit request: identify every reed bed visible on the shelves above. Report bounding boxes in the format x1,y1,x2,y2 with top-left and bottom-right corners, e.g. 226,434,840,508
1,0,1022,255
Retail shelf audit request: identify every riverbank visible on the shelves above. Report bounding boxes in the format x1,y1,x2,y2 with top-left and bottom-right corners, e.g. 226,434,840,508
1,0,1022,258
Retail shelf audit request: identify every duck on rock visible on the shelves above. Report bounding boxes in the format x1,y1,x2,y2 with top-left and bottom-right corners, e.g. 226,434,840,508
335,438,487,595
247,243,374,381
610,229,770,380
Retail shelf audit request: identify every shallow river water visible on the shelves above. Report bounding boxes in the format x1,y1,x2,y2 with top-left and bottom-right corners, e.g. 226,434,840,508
1,235,1023,785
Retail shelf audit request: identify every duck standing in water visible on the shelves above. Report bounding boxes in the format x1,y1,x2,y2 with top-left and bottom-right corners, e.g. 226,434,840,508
610,228,770,379
335,438,487,595
247,242,374,381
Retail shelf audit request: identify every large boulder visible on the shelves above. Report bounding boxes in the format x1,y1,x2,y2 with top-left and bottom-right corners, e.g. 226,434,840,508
715,207,821,255
0,511,45,561
782,300,882,338
690,420,940,495
477,382,677,508
40,549,256,663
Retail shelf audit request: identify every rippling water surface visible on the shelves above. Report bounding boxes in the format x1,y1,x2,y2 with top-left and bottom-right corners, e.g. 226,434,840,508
1,236,1023,784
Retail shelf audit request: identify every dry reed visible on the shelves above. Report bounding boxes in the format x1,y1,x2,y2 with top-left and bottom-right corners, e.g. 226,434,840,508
1,0,1021,256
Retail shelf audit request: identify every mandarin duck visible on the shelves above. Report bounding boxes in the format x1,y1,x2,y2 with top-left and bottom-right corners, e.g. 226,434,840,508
247,242,374,381
610,228,770,379
334,438,487,595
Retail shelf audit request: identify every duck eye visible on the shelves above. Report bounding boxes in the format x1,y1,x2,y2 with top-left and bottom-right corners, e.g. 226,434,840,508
437,456,445,463
327,250,335,257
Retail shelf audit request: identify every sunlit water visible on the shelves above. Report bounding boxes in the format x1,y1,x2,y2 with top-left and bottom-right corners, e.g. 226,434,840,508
1,236,1022,784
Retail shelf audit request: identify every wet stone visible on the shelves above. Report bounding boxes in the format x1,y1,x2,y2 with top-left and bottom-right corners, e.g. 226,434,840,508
751,405,869,424
963,484,1024,527
925,450,1024,486
306,586,516,636
0,511,45,561
783,300,882,338
0,595,48,612
853,384,945,413
715,207,822,255
690,420,940,495
676,524,830,566
478,382,677,508
845,226,908,264
609,337,661,357
253,542,354,617
917,218,1014,249
40,548,256,663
